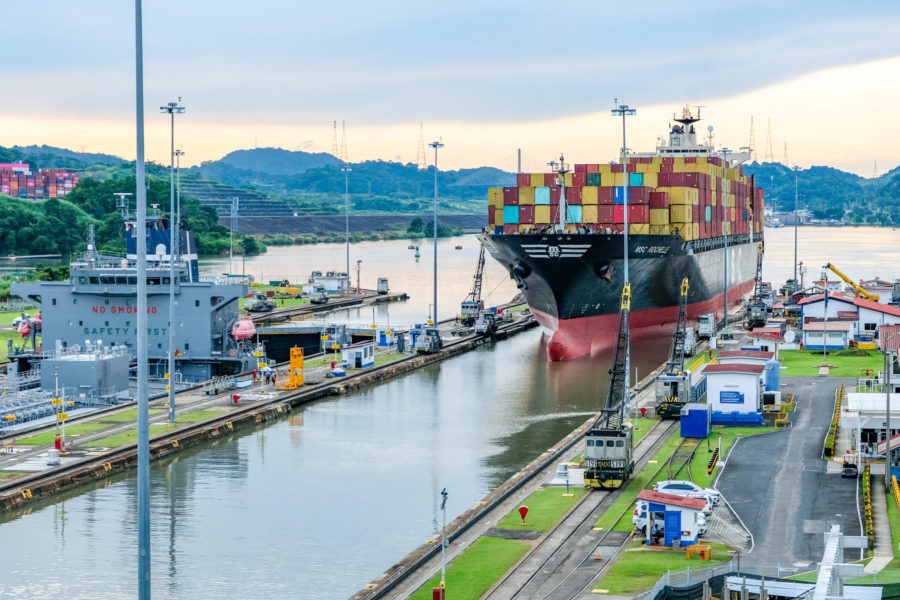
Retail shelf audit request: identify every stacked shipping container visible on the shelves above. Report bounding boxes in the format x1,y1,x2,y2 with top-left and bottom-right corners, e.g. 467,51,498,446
491,156,764,238
0,164,79,200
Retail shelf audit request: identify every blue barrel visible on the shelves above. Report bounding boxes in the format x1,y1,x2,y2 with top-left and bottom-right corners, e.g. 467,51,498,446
764,359,781,392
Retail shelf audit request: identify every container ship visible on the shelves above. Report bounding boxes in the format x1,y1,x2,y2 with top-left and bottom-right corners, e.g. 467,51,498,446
479,107,764,360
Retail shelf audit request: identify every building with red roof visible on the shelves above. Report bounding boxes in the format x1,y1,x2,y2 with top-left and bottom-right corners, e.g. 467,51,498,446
636,490,705,547
799,292,900,345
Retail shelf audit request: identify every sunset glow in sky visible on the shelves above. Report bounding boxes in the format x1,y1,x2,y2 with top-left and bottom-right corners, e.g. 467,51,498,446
1,1,898,175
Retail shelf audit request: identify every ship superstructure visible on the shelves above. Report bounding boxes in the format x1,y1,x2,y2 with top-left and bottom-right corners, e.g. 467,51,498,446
480,107,764,360
12,207,256,381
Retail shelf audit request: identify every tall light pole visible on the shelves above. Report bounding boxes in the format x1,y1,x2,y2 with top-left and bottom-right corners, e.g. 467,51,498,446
429,140,443,324
341,166,351,283
161,99,184,428
612,101,636,412
793,166,800,292
720,147,732,331
133,1,151,597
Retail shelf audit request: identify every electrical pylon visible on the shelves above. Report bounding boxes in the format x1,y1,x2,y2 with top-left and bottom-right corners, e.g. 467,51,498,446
416,122,427,169
748,116,757,162
339,120,348,162
331,121,338,157
764,118,774,162
782,142,788,165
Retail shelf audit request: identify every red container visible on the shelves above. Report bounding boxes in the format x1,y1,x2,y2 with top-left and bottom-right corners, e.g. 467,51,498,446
685,157,697,163
611,163,623,173
503,187,519,205
586,164,599,174
628,187,648,205
572,172,586,187
598,205,615,224
629,205,649,223
566,186,582,205
544,173,557,187
488,209,495,225
614,205,625,223
649,191,669,209
574,163,587,173
516,173,530,186
519,205,535,224
503,224,519,234
708,156,722,167
550,186,561,204
598,186,615,204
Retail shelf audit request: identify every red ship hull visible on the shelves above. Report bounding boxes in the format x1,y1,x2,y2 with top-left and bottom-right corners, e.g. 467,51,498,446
534,279,755,361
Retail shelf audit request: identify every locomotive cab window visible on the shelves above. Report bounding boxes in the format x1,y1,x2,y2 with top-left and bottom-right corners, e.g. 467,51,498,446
586,440,594,446
616,440,624,447
606,441,615,447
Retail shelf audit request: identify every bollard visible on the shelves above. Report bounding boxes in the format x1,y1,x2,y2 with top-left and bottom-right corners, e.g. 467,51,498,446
232,394,240,405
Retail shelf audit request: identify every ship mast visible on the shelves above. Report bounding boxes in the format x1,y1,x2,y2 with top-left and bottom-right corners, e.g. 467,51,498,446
549,154,569,232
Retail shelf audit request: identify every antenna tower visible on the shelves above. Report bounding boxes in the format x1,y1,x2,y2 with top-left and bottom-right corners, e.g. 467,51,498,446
339,120,348,162
873,160,878,178
782,142,788,165
748,116,757,161
331,121,338,157
764,118,774,162
416,122,427,169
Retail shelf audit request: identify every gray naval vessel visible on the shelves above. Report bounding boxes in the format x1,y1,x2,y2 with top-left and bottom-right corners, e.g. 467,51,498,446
11,203,259,382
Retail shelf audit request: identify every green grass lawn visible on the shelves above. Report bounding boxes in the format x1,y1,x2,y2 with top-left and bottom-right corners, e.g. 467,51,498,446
304,352,406,371
495,487,587,531
0,471,27,479
595,540,734,594
778,349,884,378
96,408,164,423
678,426,778,488
408,537,530,600
630,418,659,446
0,329,41,361
89,425,172,448
174,410,228,424
594,432,682,532
845,486,900,582
239,296,311,311
15,423,109,445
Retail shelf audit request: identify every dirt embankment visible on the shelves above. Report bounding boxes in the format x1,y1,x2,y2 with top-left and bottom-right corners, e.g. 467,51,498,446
222,214,487,235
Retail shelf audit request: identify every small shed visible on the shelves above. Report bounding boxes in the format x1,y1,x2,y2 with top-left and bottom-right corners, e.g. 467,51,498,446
680,403,711,438
802,322,852,351
704,363,765,426
636,489,706,547
342,340,375,368
376,328,396,347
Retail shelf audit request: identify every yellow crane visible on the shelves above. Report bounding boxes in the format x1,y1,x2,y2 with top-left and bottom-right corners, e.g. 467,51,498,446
824,263,879,301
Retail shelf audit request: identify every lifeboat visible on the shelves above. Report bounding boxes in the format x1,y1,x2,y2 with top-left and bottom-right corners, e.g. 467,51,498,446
231,316,257,340
17,321,31,337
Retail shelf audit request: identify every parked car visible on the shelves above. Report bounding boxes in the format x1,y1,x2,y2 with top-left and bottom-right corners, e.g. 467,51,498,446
633,500,707,536
653,480,720,509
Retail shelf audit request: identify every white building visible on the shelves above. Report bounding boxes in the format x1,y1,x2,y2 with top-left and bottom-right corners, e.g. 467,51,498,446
802,322,852,351
342,340,375,368
799,292,900,342
703,363,764,425
635,489,706,547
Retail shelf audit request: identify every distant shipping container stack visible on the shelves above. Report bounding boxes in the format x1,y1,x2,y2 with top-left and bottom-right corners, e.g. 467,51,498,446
480,107,764,361
0,163,79,200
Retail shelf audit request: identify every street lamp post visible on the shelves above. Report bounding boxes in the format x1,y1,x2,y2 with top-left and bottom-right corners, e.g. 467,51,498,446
133,1,151,597
720,148,732,331
341,167,351,284
440,488,448,598
611,101,636,414
429,141,443,324
161,99,184,427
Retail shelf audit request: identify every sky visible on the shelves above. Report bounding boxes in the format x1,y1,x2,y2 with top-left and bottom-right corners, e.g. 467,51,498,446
0,1,898,176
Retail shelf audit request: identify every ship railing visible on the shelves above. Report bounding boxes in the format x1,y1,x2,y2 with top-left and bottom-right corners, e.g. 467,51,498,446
636,561,810,600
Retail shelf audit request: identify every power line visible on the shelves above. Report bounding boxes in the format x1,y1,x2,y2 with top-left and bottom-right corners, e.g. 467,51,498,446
764,118,774,162
782,141,789,166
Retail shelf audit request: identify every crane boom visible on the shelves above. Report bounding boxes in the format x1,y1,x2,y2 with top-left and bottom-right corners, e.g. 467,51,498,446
825,263,879,301
664,278,690,375
592,283,631,431
466,244,486,303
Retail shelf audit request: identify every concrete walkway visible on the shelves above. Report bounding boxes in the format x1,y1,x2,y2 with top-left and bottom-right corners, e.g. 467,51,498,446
864,475,894,574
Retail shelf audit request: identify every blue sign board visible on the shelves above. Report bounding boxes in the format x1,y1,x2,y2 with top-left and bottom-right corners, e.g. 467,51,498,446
720,390,744,404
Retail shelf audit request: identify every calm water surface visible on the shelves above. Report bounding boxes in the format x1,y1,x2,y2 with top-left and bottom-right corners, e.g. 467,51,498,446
1,227,896,598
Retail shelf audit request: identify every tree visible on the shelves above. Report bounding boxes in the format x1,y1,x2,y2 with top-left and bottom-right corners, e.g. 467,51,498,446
407,217,425,234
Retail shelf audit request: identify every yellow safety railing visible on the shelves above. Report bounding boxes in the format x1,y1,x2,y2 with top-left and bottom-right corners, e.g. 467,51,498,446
892,475,900,516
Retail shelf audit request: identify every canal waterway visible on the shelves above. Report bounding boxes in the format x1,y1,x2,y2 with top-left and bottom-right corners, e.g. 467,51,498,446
1,227,898,599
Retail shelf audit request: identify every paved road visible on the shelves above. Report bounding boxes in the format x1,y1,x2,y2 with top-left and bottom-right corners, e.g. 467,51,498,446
716,376,861,573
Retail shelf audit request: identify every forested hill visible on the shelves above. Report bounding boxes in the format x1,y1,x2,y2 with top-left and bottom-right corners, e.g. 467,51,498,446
744,162,900,224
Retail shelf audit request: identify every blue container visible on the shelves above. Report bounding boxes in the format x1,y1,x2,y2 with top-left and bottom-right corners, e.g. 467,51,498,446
764,359,781,392
567,205,583,223
680,403,711,438
614,187,624,204
629,172,643,186
534,186,551,205
503,205,519,224
494,225,503,234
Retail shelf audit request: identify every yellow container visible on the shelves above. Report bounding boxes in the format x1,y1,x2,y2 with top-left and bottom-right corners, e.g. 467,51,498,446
518,186,535,205
530,174,544,187
582,186,599,205
642,172,658,188
489,188,503,208
582,205,598,224
494,208,504,225
564,173,574,187
673,157,685,169
692,223,699,239
669,205,692,223
649,224,670,235
519,224,532,233
659,187,698,206
650,208,670,225
613,173,625,187
629,223,649,235
535,205,551,223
